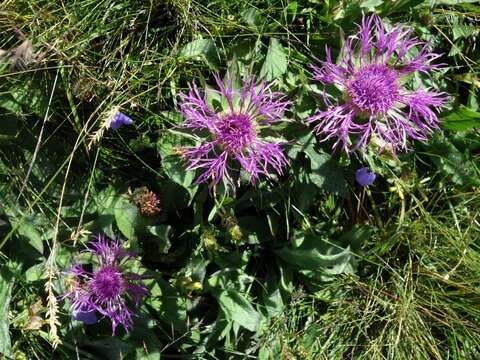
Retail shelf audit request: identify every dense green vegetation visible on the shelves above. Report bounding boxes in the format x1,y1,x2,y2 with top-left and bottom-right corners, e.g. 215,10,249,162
0,0,479,359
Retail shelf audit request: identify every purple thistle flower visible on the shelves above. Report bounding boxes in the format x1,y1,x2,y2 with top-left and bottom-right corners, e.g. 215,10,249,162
356,167,376,187
64,235,148,334
179,73,290,186
110,111,133,130
308,14,449,154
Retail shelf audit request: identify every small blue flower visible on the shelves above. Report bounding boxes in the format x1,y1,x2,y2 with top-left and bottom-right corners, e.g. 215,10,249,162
356,167,376,187
73,309,98,325
110,111,133,130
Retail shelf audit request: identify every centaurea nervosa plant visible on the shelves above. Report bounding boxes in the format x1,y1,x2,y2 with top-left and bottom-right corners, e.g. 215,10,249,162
179,73,290,186
309,14,448,154
64,235,148,334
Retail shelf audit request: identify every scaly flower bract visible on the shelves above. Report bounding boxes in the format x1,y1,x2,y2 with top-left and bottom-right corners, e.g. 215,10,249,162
179,74,290,186
64,235,148,334
309,14,448,154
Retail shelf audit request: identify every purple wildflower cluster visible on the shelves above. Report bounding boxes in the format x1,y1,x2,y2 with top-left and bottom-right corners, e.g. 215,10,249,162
179,74,290,186
177,16,448,186
65,235,148,334
308,14,448,154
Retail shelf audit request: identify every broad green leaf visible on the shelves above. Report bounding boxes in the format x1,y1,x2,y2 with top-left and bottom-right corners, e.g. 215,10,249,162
243,8,266,27
305,149,349,198
425,135,479,187
25,262,46,282
82,338,132,360
441,106,480,131
0,266,14,357
452,24,476,40
147,225,171,254
14,217,44,254
114,196,143,240
179,38,215,58
258,338,282,360
162,156,197,199
156,130,192,158
259,38,287,81
433,0,479,4
302,324,323,349
129,318,162,360
294,174,318,213
275,231,356,279
381,0,425,14
0,109,18,138
217,289,261,332
178,38,220,68
283,1,298,23
337,225,373,252
361,0,383,11
276,246,353,270
0,76,48,117
148,278,187,333
237,215,275,244
262,287,283,318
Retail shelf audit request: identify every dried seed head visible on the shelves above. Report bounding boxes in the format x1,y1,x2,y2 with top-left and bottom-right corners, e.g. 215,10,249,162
132,187,161,217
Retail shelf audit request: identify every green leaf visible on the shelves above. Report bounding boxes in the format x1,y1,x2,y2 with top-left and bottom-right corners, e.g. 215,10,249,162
425,135,479,187
305,149,349,198
258,338,282,359
178,38,220,68
452,24,476,40
14,217,44,254
217,289,261,332
261,287,283,318
275,231,356,280
276,245,353,271
162,156,197,200
361,0,383,11
0,266,14,357
302,324,323,349
338,225,373,252
433,0,479,5
0,108,18,138
381,0,425,14
128,318,162,360
0,76,48,117
162,156,193,188
179,38,214,58
114,196,143,240
242,8,266,27
82,338,132,360
441,106,480,131
237,215,275,244
148,278,187,333
146,225,171,254
294,175,318,213
259,38,287,81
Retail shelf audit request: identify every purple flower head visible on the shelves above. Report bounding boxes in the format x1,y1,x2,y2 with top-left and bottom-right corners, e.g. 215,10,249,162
308,14,449,154
356,167,376,187
110,111,133,130
64,235,148,334
179,73,291,186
